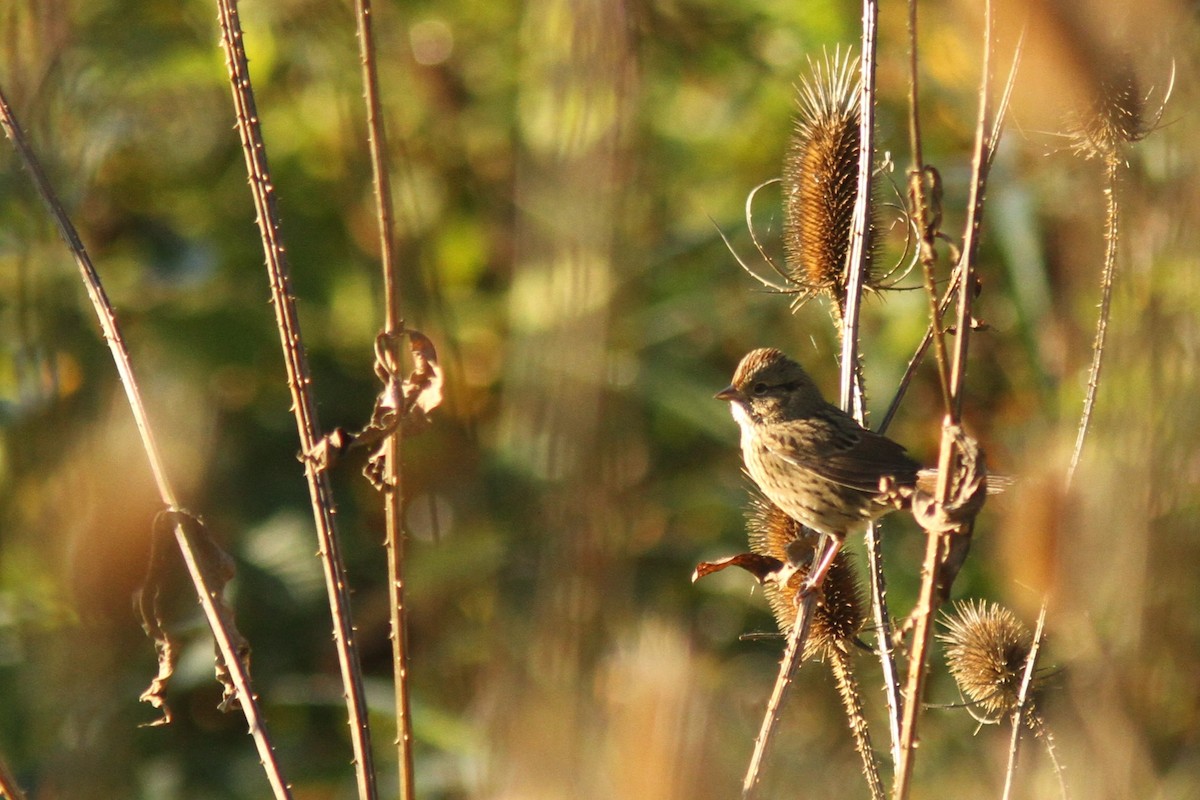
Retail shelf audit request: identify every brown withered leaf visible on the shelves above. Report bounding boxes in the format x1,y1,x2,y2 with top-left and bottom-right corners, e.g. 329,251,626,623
134,510,178,726
135,508,249,724
692,552,800,587
303,329,443,487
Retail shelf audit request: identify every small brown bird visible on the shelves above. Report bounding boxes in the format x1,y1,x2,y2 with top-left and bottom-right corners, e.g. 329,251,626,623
716,347,920,593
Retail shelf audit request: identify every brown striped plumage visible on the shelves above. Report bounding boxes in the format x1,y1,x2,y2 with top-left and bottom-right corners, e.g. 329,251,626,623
717,348,919,590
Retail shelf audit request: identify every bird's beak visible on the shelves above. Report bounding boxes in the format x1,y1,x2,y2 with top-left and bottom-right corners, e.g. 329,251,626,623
715,385,741,403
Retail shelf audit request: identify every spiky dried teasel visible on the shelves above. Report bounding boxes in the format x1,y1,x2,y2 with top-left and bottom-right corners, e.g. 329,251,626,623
1069,60,1161,162
781,48,876,323
746,496,865,658
939,600,1040,721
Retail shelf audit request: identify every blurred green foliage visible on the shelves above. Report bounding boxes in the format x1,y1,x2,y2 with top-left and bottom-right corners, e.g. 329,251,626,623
2,0,1199,798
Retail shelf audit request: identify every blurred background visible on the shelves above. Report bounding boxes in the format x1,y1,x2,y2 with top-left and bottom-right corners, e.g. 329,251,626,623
1,0,1198,797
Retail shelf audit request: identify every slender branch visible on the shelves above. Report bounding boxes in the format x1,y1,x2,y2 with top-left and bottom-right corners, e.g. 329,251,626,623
878,264,963,434
213,3,377,797
1066,156,1120,489
1003,602,1049,800
349,1,415,795
839,0,879,420
880,29,1023,435
831,652,886,800
895,2,998,795
905,0,953,411
0,84,292,800
842,0,907,770
741,592,819,798
863,519,901,767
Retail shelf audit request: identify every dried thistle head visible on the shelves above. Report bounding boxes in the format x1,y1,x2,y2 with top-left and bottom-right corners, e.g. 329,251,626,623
939,600,1037,720
781,48,874,320
746,497,864,658
1069,60,1151,161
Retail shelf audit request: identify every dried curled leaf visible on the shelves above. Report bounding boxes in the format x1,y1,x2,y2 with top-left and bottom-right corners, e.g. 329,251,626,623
693,552,795,586
302,328,444,488
399,328,444,426
135,510,180,726
135,508,249,724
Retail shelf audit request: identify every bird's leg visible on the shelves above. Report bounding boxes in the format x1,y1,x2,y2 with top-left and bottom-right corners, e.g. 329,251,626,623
799,535,844,598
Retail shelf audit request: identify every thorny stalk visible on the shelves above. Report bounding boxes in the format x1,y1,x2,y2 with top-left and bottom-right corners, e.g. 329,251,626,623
845,0,904,777
214,2,377,797
894,1,1001,796
844,0,904,780
350,0,415,795
0,84,292,800
1066,156,1120,489
740,592,818,798
831,652,886,800
1002,603,1050,800
839,0,879,422
741,3,882,796
904,0,953,414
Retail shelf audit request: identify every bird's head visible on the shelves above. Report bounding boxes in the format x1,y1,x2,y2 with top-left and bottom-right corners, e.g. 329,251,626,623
715,348,826,424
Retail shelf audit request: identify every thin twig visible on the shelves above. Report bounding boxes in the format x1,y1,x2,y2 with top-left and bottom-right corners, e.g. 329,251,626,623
831,651,886,800
213,2,377,797
741,592,818,798
1002,602,1048,800
839,0,879,421
349,1,415,795
904,0,953,413
844,0,906,773
881,28,1022,436
894,2,1001,795
1066,156,1120,489
862,518,900,767
0,84,292,800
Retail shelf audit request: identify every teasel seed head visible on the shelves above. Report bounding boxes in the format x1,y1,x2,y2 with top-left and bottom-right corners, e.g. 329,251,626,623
781,48,874,321
1070,60,1149,162
746,496,865,658
939,600,1038,720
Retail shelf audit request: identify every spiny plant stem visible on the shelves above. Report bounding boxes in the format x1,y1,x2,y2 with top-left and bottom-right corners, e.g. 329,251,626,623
830,651,886,800
1067,156,1120,489
741,592,818,798
1003,602,1049,800
0,83,292,800
214,2,377,797
844,0,905,774
839,0,879,421
349,1,416,795
905,0,953,413
895,1,998,795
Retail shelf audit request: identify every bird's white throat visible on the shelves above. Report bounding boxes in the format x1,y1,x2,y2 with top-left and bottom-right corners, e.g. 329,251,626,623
729,402,757,450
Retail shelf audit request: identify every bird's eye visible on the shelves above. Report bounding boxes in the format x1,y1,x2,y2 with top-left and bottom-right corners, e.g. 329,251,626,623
752,382,768,396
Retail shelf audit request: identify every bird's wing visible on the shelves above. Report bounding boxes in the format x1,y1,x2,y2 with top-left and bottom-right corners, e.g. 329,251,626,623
758,408,921,495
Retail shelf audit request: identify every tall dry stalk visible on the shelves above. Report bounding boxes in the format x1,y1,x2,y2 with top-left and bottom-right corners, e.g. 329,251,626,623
349,1,416,795
893,2,1004,796
213,1,377,797
0,84,292,799
740,3,880,796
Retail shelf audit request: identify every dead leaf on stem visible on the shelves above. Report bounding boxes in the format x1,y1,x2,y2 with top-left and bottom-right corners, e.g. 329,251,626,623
135,508,249,725
302,328,444,487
